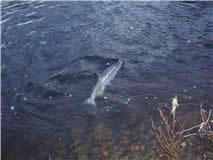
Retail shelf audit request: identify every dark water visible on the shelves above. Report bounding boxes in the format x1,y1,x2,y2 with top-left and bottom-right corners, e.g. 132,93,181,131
1,1,213,160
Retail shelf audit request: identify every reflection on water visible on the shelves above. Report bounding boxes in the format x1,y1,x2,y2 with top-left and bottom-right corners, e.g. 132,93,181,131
1,1,213,160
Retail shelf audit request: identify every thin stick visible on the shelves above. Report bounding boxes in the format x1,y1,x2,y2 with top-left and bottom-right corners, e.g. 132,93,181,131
176,124,201,136
183,133,198,138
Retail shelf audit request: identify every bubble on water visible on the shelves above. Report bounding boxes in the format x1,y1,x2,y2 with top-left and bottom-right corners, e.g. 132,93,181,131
38,95,41,98
106,62,110,66
124,101,128,105
68,94,72,98
105,106,111,112
10,106,15,110
145,97,148,100
130,26,134,29
40,41,47,45
188,96,192,99
127,98,131,102
16,93,21,97
154,97,157,100
193,85,197,89
23,96,28,101
104,96,108,100
187,40,191,43
183,89,187,92
49,96,53,100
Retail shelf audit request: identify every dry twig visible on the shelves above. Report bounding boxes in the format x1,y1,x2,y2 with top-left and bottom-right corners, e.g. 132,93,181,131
151,97,213,160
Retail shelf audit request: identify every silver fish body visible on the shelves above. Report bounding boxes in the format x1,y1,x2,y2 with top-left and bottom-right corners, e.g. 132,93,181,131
85,59,123,106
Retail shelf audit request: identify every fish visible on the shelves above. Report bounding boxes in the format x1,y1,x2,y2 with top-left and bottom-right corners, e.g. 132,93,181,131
85,59,123,106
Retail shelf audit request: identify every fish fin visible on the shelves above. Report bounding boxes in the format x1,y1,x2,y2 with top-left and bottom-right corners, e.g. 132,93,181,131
84,97,96,107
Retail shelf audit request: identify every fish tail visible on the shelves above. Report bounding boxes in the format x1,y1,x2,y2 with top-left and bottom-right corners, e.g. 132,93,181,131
85,97,96,107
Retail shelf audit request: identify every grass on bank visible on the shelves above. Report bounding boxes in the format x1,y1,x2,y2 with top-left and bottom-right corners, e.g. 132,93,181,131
151,96,212,160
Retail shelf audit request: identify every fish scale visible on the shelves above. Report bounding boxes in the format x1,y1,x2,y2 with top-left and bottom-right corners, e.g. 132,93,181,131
85,59,123,106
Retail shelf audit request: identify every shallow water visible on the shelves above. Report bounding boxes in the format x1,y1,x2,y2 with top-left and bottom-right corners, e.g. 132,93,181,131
1,1,213,160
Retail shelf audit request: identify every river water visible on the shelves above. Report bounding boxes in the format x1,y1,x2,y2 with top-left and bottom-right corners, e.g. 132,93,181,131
1,1,213,160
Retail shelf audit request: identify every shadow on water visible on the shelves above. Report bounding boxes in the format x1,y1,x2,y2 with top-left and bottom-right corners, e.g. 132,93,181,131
1,1,213,160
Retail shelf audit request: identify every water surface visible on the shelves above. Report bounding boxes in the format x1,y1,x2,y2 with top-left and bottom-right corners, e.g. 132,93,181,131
1,1,213,160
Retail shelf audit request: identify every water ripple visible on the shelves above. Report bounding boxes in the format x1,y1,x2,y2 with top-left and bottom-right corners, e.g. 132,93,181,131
26,12,36,17
1,17,11,25
16,17,45,26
